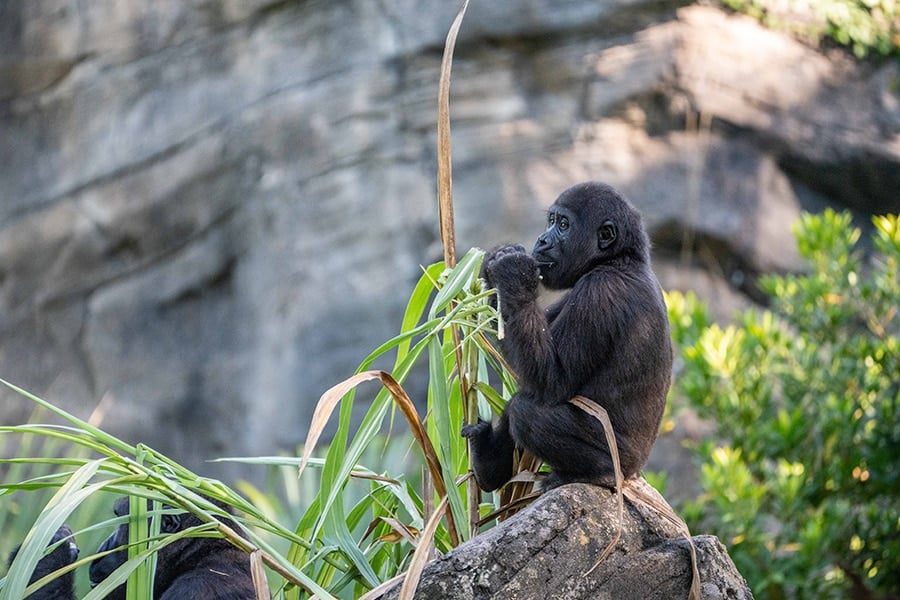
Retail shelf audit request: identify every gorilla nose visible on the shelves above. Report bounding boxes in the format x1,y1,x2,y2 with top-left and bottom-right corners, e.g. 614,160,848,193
533,238,554,266
533,235,552,255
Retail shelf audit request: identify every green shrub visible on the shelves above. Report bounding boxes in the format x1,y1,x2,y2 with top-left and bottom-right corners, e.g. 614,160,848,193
668,210,900,598
720,0,899,57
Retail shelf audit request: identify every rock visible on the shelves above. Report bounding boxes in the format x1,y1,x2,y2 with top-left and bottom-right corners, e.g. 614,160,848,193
672,7,899,215
377,480,753,600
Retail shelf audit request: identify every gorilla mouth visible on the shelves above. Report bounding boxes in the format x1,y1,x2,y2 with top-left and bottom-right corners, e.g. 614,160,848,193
532,250,554,269
533,255,554,269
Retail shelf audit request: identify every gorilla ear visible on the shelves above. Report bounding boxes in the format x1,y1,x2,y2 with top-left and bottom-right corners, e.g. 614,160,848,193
162,513,182,533
598,221,617,250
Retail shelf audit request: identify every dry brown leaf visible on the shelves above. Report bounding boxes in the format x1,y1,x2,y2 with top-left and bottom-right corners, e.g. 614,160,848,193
358,573,406,600
476,490,542,527
297,370,384,480
295,368,461,547
569,395,700,598
357,497,450,600
376,518,421,545
623,481,701,600
380,371,461,547
499,448,541,513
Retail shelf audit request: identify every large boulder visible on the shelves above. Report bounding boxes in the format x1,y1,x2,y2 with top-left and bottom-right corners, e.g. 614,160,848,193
378,480,753,599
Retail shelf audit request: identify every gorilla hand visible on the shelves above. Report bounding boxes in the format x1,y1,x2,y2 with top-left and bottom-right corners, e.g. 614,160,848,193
460,418,492,441
482,244,541,305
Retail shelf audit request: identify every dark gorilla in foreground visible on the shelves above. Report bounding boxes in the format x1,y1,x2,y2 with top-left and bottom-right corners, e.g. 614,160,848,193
7,524,79,600
462,182,673,491
89,496,255,600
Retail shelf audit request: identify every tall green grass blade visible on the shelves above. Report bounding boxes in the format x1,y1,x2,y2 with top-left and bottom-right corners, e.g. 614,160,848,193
125,493,153,600
1,458,105,600
398,262,447,361
324,501,380,587
0,379,137,455
426,333,468,542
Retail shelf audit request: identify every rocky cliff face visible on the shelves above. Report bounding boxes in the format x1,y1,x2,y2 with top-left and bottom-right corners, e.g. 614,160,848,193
1,1,897,478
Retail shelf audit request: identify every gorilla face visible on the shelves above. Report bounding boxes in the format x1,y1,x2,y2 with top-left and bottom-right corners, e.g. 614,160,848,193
532,182,645,290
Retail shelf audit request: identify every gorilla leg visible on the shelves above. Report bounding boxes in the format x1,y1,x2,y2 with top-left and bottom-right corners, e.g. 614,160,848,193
461,412,516,492
506,395,621,489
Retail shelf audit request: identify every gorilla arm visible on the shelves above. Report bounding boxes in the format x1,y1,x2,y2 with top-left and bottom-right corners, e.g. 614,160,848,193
487,247,615,404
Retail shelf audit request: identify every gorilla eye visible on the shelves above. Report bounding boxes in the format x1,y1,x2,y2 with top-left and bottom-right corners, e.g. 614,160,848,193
558,217,569,231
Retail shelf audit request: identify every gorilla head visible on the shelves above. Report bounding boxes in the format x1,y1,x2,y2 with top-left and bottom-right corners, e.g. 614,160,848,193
533,182,649,290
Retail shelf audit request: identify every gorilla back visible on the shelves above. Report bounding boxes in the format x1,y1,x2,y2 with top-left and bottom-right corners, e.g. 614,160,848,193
463,182,673,491
90,496,255,600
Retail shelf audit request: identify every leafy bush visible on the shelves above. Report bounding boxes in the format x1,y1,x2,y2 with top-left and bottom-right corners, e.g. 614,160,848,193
668,210,900,598
720,0,899,57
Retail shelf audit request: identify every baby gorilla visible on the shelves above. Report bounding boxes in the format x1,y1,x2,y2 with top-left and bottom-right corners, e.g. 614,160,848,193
7,524,79,600
463,182,673,491
89,496,255,600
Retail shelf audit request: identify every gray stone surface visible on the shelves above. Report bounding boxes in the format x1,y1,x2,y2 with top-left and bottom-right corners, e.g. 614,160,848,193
377,481,754,599
1,1,896,478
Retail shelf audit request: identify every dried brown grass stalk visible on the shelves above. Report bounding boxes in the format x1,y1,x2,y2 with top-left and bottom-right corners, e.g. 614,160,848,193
497,449,541,517
296,370,460,546
623,481,701,600
434,0,480,543
437,0,469,269
396,495,450,600
357,497,452,600
367,517,421,546
476,488,542,527
249,550,270,600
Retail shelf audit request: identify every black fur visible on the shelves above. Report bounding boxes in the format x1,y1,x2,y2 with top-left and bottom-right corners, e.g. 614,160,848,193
462,182,673,491
89,496,255,600
7,524,78,600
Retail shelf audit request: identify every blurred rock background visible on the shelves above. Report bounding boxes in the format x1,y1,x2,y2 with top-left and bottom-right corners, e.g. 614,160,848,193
1,0,897,483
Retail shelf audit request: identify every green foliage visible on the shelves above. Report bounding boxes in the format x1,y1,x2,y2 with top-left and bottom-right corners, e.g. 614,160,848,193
669,210,900,599
720,0,899,57
0,385,337,599
278,247,515,598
